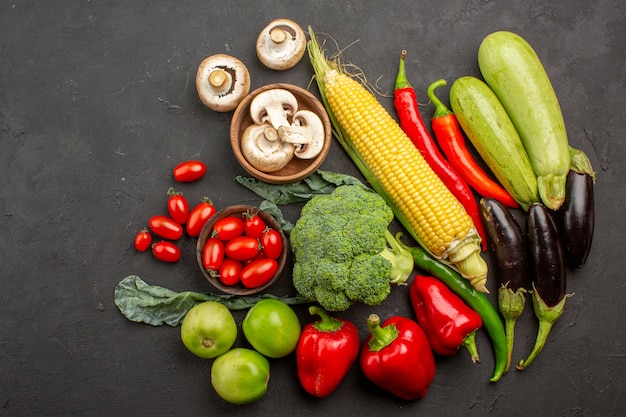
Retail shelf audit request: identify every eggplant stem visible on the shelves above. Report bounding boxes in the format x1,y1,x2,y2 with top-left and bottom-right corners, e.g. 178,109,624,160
504,317,517,373
516,287,571,371
516,319,554,371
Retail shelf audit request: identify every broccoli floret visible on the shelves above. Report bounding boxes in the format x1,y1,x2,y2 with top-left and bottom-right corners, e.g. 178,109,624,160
290,185,414,311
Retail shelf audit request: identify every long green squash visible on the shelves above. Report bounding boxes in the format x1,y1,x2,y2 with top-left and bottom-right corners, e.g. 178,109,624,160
450,76,539,211
478,31,570,210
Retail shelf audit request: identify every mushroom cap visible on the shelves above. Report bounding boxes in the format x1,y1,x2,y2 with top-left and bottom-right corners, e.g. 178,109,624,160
256,18,306,71
286,110,326,159
196,54,251,112
249,88,298,130
240,123,295,173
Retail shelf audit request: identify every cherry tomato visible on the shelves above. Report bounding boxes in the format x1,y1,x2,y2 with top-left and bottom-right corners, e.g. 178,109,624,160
202,237,225,272
212,216,245,241
167,188,190,224
134,228,152,252
149,215,183,240
261,228,283,259
152,241,181,263
173,160,207,183
244,213,267,239
241,258,279,288
186,198,217,237
218,258,243,286
225,236,260,261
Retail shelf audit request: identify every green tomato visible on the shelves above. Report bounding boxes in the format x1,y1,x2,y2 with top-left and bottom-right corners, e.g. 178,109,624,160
242,299,301,358
211,348,270,404
180,301,237,359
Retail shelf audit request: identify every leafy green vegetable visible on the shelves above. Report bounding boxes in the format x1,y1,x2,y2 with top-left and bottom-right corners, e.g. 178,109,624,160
235,170,366,205
259,200,295,234
114,275,311,326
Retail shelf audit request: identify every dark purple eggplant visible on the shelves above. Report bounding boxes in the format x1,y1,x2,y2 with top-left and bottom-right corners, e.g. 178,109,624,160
558,170,594,269
517,202,570,371
479,198,529,372
480,198,529,291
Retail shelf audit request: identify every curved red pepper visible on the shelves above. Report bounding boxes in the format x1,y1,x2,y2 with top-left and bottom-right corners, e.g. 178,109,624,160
394,51,488,251
409,275,482,362
427,79,519,208
296,306,360,398
360,314,435,400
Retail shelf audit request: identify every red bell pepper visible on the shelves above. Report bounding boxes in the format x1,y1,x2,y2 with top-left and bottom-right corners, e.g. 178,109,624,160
360,314,435,400
296,306,360,398
409,275,482,362
394,50,488,251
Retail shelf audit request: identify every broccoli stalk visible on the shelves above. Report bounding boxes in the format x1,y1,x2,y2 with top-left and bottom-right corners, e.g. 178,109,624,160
380,229,413,285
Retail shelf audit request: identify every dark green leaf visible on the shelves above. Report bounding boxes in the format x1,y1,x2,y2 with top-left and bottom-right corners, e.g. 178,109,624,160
235,169,365,205
259,200,295,234
114,275,311,327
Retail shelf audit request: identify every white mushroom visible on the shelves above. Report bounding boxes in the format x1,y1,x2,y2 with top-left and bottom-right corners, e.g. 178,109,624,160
196,54,251,112
249,88,298,130
240,123,295,172
256,19,306,70
277,110,325,160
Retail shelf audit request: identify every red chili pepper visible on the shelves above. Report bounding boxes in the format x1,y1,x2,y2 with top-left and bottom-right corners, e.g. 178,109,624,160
360,314,435,400
394,51,488,251
409,275,482,363
296,306,360,398
426,79,519,208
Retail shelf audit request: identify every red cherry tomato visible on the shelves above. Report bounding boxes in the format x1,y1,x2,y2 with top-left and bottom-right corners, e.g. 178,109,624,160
244,213,267,239
173,160,207,183
212,216,245,241
134,228,152,252
167,188,190,224
224,236,260,261
218,258,243,286
149,215,183,240
261,228,283,259
202,237,225,272
241,258,278,288
186,198,217,237
152,241,181,263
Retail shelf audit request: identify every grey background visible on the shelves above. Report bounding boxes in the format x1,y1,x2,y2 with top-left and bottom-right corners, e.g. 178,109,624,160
1,1,624,416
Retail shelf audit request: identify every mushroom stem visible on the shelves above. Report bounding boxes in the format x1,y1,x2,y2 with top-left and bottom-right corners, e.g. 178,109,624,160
269,28,287,44
208,69,229,89
263,126,279,142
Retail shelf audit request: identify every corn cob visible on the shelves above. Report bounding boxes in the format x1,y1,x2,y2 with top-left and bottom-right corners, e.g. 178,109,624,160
307,28,488,292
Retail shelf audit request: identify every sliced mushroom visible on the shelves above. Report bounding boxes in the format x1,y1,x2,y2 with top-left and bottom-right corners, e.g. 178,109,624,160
249,88,298,130
277,110,325,160
240,123,295,172
196,54,251,112
256,18,306,70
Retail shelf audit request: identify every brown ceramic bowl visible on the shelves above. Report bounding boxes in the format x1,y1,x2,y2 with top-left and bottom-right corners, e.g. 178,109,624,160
196,205,288,295
230,83,332,184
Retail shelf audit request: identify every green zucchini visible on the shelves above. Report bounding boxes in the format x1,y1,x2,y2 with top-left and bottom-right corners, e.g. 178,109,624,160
450,76,539,210
478,31,570,210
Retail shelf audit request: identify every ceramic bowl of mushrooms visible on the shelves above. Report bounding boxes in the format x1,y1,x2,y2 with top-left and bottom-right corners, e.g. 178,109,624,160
230,83,332,184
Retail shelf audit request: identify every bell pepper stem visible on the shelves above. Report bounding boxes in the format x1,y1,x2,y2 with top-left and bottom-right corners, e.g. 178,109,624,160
310,305,343,332
366,314,399,352
516,283,572,371
462,332,480,363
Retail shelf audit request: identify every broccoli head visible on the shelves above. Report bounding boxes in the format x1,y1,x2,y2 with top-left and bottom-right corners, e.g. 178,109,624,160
290,185,414,311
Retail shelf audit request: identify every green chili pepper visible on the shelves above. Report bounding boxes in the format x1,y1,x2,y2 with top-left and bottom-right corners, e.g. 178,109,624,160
398,236,508,382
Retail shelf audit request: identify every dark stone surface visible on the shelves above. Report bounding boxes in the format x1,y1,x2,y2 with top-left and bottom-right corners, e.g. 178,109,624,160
1,1,624,416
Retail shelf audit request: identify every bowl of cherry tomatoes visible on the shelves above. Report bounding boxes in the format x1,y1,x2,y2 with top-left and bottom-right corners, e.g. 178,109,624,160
196,205,288,295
